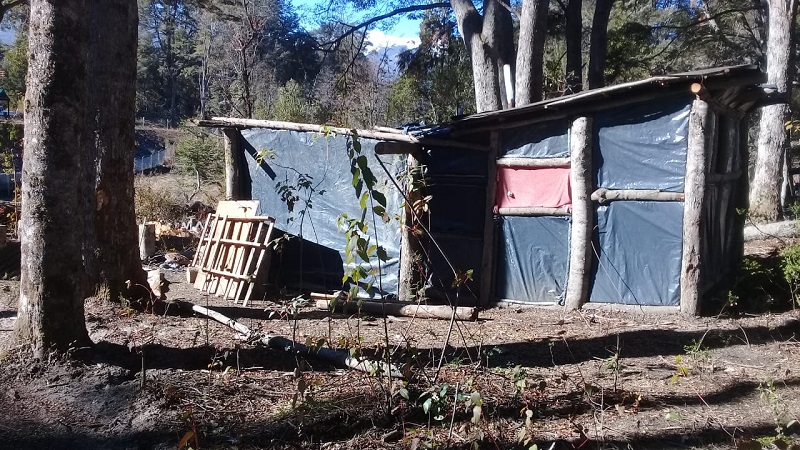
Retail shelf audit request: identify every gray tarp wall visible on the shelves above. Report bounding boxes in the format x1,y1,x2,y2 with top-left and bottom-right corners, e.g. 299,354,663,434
588,98,691,306
495,120,572,304
240,129,405,297
494,98,691,306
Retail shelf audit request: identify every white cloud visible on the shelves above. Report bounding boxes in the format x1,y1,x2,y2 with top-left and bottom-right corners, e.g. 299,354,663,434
365,29,420,53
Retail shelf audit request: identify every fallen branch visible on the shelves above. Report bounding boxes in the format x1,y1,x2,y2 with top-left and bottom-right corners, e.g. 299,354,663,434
312,295,478,321
189,302,402,378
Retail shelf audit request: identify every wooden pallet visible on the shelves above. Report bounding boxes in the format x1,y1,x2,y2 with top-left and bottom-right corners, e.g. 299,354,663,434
190,201,274,305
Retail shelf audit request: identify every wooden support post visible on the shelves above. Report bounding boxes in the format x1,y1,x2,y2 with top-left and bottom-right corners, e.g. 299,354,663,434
680,99,715,315
564,117,593,310
398,154,423,302
222,128,244,200
479,131,500,307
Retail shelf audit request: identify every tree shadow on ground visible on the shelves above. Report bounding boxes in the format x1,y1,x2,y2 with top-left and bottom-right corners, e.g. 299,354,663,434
82,341,322,373
430,319,800,369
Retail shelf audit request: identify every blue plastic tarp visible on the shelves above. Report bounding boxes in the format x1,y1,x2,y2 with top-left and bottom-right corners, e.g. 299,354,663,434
495,215,570,303
594,97,691,192
500,120,570,158
240,129,405,296
589,201,684,306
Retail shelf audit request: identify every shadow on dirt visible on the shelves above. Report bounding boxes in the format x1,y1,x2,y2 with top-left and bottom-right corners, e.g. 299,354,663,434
431,319,800,369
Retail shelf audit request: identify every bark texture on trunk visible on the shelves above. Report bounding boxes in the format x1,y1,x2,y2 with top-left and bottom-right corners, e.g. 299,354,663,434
452,0,503,112
588,0,615,89
16,0,91,355
565,0,583,93
515,0,549,105
89,0,147,302
750,0,797,221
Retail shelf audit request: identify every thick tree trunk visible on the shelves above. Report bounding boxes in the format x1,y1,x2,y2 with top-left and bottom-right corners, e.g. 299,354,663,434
588,0,615,89
452,0,503,112
88,0,147,302
750,0,797,221
515,0,549,105
565,0,583,93
15,0,91,356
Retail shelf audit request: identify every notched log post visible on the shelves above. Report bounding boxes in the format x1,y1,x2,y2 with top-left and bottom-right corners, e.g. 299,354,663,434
680,99,715,315
565,116,593,310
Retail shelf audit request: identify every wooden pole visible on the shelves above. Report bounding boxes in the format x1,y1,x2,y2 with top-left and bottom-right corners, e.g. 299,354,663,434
398,154,423,303
496,157,571,168
680,99,715,315
189,303,402,378
497,206,571,216
313,298,478,321
564,116,593,310
222,128,243,200
201,117,488,152
591,188,684,203
479,131,500,307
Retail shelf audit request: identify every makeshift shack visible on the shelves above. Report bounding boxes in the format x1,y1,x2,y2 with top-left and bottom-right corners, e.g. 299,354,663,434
200,64,770,314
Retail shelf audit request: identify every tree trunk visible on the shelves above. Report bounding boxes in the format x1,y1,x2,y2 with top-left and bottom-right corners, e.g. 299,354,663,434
15,0,91,356
588,0,615,89
452,0,503,112
750,0,797,221
565,0,583,93
515,0,549,105
88,0,147,303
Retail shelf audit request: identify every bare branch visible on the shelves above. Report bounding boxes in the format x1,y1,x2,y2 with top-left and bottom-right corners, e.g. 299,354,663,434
319,2,450,49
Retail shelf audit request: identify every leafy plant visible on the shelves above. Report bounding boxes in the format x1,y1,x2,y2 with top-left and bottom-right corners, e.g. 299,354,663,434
174,129,224,190
337,132,391,300
781,244,800,307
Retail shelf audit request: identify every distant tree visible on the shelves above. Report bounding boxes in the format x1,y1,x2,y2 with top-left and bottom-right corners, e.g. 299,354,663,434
174,129,223,190
1,22,27,110
396,10,475,122
137,0,200,126
15,0,91,356
273,79,311,122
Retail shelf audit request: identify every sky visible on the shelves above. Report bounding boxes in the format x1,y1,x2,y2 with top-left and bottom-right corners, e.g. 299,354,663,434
292,0,422,51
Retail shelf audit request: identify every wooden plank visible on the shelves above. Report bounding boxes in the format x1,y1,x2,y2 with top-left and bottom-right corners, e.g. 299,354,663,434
680,99,715,315
233,221,265,304
497,206,571,216
564,116,593,310
479,131,500,307
243,221,274,305
496,157,571,168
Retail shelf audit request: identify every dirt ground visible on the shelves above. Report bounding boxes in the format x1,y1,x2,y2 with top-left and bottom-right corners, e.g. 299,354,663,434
0,246,799,449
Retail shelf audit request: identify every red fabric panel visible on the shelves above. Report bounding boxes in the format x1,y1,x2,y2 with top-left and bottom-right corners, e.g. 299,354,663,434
496,167,572,209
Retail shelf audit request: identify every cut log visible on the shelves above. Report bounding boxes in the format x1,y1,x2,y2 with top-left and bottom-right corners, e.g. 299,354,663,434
189,303,402,378
313,297,478,321
138,223,156,260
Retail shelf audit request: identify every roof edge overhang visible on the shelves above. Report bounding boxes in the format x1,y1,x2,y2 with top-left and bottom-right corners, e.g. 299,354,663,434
443,64,766,135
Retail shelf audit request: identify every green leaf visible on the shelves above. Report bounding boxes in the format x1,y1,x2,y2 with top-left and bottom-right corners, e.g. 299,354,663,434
372,190,387,208
399,388,409,400
376,246,389,262
422,397,432,414
359,192,369,210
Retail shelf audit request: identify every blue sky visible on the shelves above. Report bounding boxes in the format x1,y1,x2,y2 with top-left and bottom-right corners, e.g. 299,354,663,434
292,0,422,47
